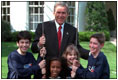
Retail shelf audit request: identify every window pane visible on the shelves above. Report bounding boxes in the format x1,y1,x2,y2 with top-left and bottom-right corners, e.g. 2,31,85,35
66,2,75,26
29,2,33,5
34,15,38,22
71,2,75,6
2,2,6,6
34,23,38,29
3,16,6,20
7,1,10,5
7,8,10,14
29,1,44,30
40,7,43,13
40,15,43,22
67,16,70,22
29,7,33,13
29,23,33,30
30,15,33,21
3,8,6,14
35,7,38,13
34,1,38,5
7,15,10,22
72,8,74,14
40,1,44,5
67,2,70,5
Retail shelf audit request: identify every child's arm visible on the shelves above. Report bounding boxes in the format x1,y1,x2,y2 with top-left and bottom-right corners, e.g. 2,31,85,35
75,55,109,78
8,53,45,78
40,47,46,59
37,47,46,63
71,60,80,78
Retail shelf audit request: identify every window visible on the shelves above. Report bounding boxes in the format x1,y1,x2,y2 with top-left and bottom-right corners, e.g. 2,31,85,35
66,2,75,26
1,1,10,22
28,1,44,30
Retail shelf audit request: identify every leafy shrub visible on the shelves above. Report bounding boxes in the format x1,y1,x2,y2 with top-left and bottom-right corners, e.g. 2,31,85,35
107,8,116,31
11,31,20,42
10,31,35,42
85,2,109,31
29,31,35,41
103,30,110,41
79,31,110,41
4,31,110,42
79,31,96,41
1,20,12,42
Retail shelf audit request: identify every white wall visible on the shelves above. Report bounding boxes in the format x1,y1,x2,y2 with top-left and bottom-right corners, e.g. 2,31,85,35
44,2,55,21
10,2,86,32
10,2,28,31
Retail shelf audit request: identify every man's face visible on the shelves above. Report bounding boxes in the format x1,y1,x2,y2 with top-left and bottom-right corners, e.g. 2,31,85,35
50,60,61,78
53,6,68,25
17,39,30,54
89,38,103,54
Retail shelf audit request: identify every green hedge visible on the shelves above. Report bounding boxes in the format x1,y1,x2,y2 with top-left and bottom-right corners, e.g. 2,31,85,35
3,31,110,42
79,31,110,41
79,31,95,41
11,31,20,41
30,31,35,41
10,31,35,42
1,31,35,42
2,20,12,42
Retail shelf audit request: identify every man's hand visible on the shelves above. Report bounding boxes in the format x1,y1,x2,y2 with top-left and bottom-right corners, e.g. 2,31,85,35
38,35,46,48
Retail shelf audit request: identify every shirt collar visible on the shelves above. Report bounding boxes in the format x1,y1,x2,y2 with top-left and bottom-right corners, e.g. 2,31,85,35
55,20,64,30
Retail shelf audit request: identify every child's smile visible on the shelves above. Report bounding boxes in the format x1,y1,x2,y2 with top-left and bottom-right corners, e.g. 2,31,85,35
17,39,30,55
89,38,102,55
50,60,62,78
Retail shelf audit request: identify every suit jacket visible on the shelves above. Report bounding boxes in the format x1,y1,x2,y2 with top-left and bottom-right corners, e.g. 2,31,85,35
31,20,89,60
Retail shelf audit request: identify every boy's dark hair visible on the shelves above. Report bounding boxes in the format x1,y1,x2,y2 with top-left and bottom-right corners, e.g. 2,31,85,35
17,31,31,42
90,33,105,44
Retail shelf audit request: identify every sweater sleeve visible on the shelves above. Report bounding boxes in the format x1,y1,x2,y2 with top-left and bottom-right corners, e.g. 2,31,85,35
76,56,106,79
9,53,41,77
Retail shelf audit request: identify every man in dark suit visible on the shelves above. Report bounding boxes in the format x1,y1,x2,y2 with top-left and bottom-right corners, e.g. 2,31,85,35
31,2,89,60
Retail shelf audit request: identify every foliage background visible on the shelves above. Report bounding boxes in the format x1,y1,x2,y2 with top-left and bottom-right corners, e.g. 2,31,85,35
85,2,109,31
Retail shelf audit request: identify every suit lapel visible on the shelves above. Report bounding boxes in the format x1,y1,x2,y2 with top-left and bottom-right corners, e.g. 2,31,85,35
60,23,69,55
51,21,59,53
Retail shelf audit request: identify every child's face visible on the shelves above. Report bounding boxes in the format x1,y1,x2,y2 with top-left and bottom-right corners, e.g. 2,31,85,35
17,39,30,54
66,50,78,65
89,37,103,54
50,60,61,78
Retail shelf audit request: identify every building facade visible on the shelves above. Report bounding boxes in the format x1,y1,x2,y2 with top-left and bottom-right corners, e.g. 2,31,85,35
1,1,117,33
2,1,81,32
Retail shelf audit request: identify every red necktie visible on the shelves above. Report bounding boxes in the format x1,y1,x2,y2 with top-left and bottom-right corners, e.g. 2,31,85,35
57,25,62,50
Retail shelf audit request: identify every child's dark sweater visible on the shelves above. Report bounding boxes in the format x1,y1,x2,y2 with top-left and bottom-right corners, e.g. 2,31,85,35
76,52,110,79
7,50,41,79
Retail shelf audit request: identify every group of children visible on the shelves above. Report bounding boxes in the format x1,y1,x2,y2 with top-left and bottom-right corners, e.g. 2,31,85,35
7,31,110,79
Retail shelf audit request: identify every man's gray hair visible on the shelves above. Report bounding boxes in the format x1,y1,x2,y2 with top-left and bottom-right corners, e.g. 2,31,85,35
54,2,69,14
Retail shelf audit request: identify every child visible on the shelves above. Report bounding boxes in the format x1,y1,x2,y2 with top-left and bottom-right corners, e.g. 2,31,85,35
62,44,82,78
34,46,47,79
74,33,110,78
46,57,68,79
7,31,46,79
